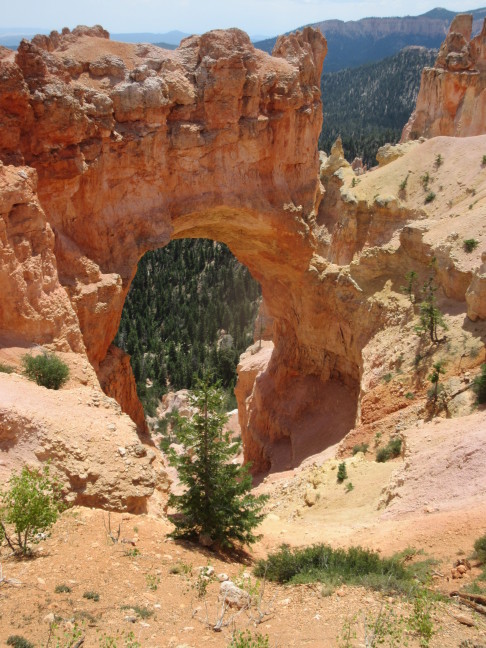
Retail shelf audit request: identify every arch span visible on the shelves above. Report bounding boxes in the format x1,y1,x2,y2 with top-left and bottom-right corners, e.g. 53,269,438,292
0,25,381,470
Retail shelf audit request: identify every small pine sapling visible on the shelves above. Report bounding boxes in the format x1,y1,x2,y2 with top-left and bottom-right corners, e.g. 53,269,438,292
401,270,418,303
428,361,446,403
416,277,447,343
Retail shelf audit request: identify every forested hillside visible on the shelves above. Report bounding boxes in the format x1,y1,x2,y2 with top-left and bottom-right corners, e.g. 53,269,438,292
319,46,437,166
254,7,485,71
115,240,261,415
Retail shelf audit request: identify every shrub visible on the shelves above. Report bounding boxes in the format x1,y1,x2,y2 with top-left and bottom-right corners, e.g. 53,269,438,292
424,191,436,203
0,464,64,556
229,630,270,648
399,174,409,191
55,584,72,593
6,637,34,648
352,443,368,455
167,379,268,549
376,447,391,463
405,391,415,399
121,604,153,619
427,361,446,402
83,590,100,601
473,364,486,404
254,543,410,589
388,437,402,457
407,591,435,647
482,155,486,166
464,238,479,253
376,438,402,463
0,362,14,374
434,154,443,168
420,172,430,190
345,482,354,493
474,534,486,563
21,351,69,389
337,462,348,483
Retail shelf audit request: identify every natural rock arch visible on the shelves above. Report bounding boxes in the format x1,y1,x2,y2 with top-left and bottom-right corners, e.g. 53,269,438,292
0,25,389,471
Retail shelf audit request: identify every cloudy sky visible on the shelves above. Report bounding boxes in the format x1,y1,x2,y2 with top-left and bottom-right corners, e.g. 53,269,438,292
1,0,484,38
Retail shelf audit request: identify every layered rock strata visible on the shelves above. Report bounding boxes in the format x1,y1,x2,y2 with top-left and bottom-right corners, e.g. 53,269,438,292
0,25,485,479
402,14,486,139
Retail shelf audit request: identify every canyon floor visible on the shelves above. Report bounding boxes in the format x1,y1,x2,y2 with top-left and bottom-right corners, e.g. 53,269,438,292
1,408,486,647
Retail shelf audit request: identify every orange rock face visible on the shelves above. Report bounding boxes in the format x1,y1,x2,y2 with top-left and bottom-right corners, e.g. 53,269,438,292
1,25,485,477
402,15,486,140
0,164,84,351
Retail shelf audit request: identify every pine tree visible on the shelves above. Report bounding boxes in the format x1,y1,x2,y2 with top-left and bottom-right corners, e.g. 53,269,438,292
416,277,447,343
167,379,268,549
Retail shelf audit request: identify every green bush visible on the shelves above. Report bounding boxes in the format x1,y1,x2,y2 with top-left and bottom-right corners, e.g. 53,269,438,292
424,191,436,204
376,447,391,463
83,590,100,601
22,352,69,389
0,464,64,556
0,362,14,374
352,443,368,455
473,364,486,404
6,637,34,648
388,438,402,457
464,239,479,253
254,543,410,590
474,534,486,563
228,630,269,648
376,438,402,463
55,584,72,593
337,462,348,483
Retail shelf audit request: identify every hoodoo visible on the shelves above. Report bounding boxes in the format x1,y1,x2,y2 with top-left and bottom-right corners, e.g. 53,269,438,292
402,14,486,140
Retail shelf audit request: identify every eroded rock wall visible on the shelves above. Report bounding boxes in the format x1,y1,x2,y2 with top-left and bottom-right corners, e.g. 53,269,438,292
0,25,485,478
402,15,486,140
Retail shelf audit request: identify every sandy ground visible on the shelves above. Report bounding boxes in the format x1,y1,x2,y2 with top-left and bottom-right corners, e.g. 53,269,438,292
1,409,486,648
0,506,485,648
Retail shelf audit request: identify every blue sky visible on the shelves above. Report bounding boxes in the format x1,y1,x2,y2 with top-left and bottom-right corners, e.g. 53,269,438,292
1,0,485,38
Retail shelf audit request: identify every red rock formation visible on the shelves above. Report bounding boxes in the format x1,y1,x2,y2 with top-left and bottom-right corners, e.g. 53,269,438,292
402,15,486,140
0,25,485,477
0,164,83,351
97,344,148,436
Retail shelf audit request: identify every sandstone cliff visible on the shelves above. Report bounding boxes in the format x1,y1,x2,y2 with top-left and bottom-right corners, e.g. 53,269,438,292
402,14,486,140
0,25,485,484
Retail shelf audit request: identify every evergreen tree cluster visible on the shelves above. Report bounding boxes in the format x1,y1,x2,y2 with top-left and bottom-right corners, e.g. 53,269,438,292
319,47,437,166
115,239,261,416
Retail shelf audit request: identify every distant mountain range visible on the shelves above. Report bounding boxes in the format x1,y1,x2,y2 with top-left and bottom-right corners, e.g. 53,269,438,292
254,7,486,72
0,28,268,49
